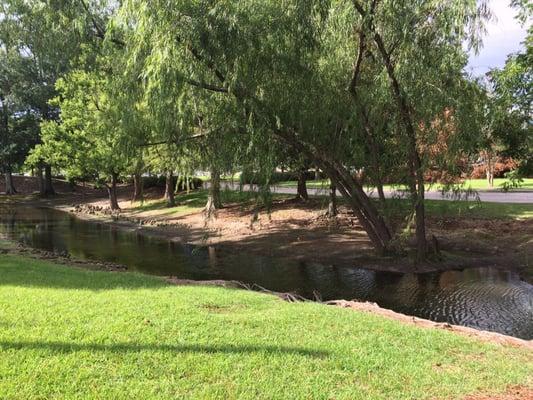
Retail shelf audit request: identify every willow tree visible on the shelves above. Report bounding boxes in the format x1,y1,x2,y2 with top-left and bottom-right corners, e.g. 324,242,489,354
118,0,489,260
338,0,489,260
488,3,532,180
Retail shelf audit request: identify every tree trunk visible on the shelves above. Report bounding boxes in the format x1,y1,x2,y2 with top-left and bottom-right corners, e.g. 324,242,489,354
296,169,309,201
107,173,120,210
485,152,494,188
132,172,143,203
4,169,16,195
43,164,55,197
1,96,15,195
274,130,392,254
327,183,337,217
164,171,175,207
372,31,427,261
37,165,45,195
205,166,222,219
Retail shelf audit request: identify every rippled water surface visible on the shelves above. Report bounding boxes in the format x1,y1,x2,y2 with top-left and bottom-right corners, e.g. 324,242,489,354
1,206,532,339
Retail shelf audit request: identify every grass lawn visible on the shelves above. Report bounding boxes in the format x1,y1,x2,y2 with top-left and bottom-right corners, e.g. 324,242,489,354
276,178,533,191
131,189,290,217
0,255,531,399
452,178,533,191
423,199,533,219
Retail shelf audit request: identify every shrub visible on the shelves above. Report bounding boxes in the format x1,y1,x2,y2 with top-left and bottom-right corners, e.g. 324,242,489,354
470,157,518,179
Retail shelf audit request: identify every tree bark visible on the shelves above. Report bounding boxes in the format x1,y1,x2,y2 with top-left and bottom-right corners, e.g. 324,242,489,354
485,151,494,188
372,30,427,261
37,165,45,195
43,164,55,196
1,96,15,195
327,183,337,217
296,169,309,201
205,166,222,219
107,173,120,210
4,169,16,195
132,172,143,203
164,171,175,207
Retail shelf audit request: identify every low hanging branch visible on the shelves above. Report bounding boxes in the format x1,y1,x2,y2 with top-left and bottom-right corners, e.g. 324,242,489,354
139,132,205,147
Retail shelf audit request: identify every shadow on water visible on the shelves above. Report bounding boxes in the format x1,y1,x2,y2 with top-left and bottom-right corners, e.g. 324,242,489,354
0,206,532,340
0,341,328,357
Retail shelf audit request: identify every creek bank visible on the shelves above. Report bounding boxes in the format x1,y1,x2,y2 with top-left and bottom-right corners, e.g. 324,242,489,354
5,186,532,277
59,200,532,277
1,243,530,349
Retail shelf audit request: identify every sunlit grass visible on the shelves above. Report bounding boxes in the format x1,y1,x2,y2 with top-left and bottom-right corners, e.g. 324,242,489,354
130,189,290,217
0,254,531,399
423,200,533,219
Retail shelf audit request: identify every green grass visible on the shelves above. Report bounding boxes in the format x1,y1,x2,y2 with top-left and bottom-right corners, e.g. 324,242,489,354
452,178,533,191
423,199,533,219
131,189,288,216
132,186,531,221
276,178,533,191
0,255,531,399
133,189,532,220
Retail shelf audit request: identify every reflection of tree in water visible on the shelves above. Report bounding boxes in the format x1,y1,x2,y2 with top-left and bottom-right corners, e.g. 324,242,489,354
330,266,376,301
293,262,377,301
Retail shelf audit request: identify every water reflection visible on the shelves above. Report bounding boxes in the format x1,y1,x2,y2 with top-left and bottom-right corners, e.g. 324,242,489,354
1,206,532,339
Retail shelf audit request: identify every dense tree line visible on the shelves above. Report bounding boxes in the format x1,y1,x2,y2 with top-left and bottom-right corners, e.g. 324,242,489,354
0,0,530,262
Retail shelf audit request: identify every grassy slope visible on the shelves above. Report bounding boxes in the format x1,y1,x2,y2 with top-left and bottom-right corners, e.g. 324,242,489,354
0,255,531,399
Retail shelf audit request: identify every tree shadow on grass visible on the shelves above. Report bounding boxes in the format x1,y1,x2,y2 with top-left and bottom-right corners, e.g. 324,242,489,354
0,340,328,358
0,261,170,291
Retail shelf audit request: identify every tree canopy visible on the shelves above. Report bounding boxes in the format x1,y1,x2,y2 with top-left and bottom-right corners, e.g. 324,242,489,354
2,0,529,261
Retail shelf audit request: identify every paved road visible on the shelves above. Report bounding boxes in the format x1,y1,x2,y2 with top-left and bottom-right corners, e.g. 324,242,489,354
218,182,533,204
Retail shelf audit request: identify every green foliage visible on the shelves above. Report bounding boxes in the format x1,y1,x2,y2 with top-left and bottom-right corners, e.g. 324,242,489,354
30,70,131,183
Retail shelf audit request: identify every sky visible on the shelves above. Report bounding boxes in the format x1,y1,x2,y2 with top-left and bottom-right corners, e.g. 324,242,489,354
466,0,528,76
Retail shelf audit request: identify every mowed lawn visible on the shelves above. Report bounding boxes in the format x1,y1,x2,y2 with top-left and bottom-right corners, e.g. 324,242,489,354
0,255,531,399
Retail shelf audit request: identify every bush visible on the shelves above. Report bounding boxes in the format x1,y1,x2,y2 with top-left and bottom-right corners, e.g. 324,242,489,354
470,157,518,179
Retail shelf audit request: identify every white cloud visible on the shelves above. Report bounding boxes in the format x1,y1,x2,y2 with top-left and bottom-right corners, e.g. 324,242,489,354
466,0,527,75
